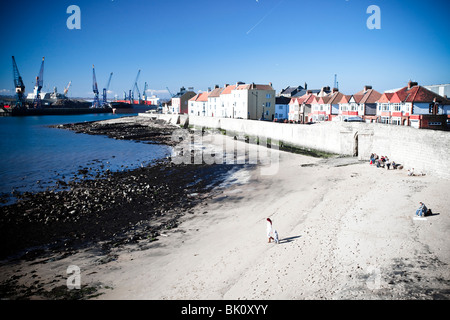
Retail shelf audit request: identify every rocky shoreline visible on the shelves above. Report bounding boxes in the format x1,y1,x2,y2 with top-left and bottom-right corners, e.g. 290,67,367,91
51,116,182,146
0,117,239,299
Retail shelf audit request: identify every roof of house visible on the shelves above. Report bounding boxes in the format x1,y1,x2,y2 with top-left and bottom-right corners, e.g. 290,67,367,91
304,94,318,104
382,83,450,104
235,83,274,91
351,94,365,103
189,91,210,102
404,85,450,104
220,85,237,95
276,96,291,104
327,91,345,105
292,89,320,97
377,92,394,103
315,95,331,104
280,85,304,95
208,87,224,98
360,89,382,104
172,87,195,99
338,94,352,104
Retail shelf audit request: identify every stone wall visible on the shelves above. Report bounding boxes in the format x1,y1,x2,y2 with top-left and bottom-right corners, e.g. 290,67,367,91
147,114,450,179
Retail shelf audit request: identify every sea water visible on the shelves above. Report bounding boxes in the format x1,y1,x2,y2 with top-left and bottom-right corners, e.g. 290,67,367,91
0,113,172,204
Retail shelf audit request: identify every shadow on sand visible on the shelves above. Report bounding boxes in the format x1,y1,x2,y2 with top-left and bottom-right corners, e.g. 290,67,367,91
278,235,301,244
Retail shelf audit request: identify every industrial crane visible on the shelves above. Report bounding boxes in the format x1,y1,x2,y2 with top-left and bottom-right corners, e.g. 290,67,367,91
102,72,113,106
92,65,100,108
33,57,45,108
11,56,25,108
63,81,71,97
143,82,148,100
130,70,141,104
166,87,175,98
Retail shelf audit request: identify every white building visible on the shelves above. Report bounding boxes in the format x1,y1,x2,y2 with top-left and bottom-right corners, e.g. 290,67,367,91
206,86,224,117
424,83,450,99
219,84,237,118
188,91,210,116
274,96,290,121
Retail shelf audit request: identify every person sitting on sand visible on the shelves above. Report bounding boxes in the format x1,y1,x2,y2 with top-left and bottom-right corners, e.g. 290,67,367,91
416,202,427,217
408,168,415,176
267,218,274,243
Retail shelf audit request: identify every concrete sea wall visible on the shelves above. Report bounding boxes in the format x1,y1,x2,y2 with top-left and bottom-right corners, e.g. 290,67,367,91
142,113,450,179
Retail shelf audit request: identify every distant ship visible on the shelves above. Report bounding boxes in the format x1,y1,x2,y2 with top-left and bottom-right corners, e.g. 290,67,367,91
110,101,158,114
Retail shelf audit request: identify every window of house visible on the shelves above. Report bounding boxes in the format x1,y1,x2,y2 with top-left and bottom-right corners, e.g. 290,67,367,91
266,102,271,108
391,117,401,125
381,117,390,124
266,94,271,99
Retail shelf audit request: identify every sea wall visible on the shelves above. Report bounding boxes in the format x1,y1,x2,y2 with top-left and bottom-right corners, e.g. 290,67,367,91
143,114,450,179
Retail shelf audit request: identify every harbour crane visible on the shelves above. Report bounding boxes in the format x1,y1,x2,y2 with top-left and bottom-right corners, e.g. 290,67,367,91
166,87,175,98
143,82,148,102
130,70,141,104
33,57,45,108
11,56,25,108
63,81,71,97
92,65,100,108
102,72,113,106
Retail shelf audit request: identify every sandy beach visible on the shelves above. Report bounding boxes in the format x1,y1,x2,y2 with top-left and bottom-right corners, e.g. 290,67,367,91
1,120,449,300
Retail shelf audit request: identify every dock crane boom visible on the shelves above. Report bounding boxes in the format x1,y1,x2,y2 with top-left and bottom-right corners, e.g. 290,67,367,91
12,56,25,108
92,65,100,108
63,81,71,97
166,87,174,98
33,57,45,108
130,70,141,104
143,82,148,102
102,72,113,105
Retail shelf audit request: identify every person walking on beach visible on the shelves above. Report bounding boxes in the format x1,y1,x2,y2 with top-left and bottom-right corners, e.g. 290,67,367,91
266,218,274,243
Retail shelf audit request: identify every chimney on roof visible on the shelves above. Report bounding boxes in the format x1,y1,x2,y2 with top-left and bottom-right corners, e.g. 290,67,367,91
224,84,229,88
408,81,418,89
307,90,312,95
305,82,307,90
364,85,372,91
269,82,272,88
215,85,219,89
333,88,339,93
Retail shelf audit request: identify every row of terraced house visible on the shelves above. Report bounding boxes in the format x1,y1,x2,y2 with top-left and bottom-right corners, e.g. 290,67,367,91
166,81,450,130
288,81,450,130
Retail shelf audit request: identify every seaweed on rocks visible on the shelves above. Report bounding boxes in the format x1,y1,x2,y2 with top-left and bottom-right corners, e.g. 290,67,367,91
51,118,180,146
0,159,236,260
1,117,238,261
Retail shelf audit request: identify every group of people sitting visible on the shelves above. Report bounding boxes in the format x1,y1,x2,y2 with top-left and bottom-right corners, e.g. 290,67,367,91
369,153,402,170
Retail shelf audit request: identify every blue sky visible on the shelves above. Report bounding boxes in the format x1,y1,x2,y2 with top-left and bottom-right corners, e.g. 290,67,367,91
1,0,449,99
